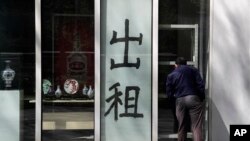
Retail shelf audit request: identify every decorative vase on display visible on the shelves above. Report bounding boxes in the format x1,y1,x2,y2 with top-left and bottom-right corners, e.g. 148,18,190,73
82,84,89,96
87,85,94,99
1,60,15,88
55,85,62,98
42,79,52,95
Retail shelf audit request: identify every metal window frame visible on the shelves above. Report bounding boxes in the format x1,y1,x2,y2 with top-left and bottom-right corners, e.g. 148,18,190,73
35,0,100,141
159,24,199,68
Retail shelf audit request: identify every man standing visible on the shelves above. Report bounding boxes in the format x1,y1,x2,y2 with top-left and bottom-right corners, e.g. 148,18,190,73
166,57,205,141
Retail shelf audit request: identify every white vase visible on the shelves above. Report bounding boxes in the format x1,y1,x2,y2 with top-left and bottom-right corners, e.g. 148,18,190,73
1,60,15,88
82,84,89,95
87,85,94,99
55,85,62,98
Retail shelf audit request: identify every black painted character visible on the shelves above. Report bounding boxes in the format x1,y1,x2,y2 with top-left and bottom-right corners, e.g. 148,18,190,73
110,19,143,70
104,82,143,121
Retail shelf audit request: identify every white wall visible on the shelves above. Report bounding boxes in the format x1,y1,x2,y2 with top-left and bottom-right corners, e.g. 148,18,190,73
210,0,250,141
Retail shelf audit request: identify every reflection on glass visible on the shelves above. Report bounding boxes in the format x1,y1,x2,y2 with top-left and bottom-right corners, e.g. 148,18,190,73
42,0,94,140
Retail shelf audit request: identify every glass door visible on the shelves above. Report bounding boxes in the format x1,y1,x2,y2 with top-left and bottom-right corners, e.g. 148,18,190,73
41,0,95,140
158,24,198,140
158,0,209,140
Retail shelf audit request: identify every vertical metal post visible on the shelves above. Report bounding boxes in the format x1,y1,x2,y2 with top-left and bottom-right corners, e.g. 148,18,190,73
35,0,42,141
194,24,199,68
94,0,100,141
152,0,158,141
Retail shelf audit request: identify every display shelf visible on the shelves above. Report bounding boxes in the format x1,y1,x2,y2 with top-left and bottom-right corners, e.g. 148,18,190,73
29,99,94,103
0,90,20,141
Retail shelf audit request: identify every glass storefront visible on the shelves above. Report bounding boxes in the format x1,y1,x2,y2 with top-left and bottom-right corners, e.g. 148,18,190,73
0,0,210,141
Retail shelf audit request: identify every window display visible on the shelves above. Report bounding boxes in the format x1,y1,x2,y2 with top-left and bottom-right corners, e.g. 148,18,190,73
41,0,95,140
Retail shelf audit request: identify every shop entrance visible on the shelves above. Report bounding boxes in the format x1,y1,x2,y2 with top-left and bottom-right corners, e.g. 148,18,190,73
158,24,199,140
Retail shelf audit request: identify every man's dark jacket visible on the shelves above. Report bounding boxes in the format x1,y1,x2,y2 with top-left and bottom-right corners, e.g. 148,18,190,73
166,65,205,100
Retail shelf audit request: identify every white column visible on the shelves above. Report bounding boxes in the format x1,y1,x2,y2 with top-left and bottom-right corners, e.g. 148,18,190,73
209,0,250,140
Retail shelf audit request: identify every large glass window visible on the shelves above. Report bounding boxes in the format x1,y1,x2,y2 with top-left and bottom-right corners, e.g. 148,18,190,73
41,0,95,140
0,0,35,141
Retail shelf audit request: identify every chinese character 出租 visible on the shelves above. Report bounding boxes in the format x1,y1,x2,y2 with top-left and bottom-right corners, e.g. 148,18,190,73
110,19,143,70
